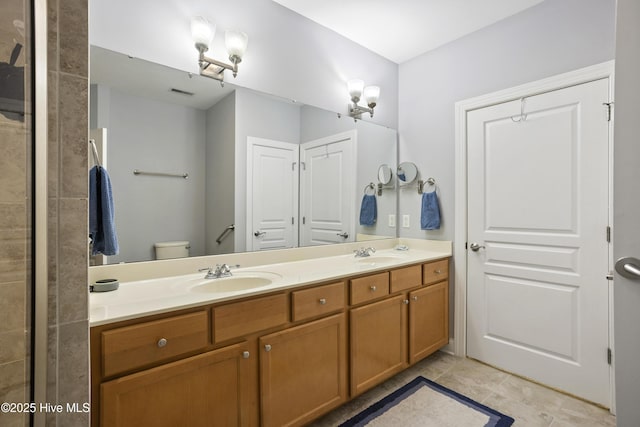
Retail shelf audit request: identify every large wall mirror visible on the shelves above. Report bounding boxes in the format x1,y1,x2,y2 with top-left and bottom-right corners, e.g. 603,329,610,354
89,46,398,265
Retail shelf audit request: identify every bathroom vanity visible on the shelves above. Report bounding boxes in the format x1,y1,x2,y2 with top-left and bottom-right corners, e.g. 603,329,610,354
89,240,451,426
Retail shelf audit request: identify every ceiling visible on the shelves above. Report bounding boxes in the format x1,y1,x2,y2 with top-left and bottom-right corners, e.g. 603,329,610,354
273,0,545,64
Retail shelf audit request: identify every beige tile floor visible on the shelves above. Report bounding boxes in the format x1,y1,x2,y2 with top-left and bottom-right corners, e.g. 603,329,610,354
310,351,616,426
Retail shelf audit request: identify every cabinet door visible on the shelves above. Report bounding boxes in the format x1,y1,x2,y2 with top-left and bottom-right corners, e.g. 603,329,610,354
101,342,250,427
260,313,347,427
409,280,449,364
350,295,407,396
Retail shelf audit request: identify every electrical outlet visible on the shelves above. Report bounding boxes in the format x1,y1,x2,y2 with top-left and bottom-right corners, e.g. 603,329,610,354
402,215,410,228
388,214,396,227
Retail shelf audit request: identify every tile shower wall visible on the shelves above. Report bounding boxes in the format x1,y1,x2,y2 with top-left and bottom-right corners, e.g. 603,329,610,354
46,0,90,425
0,0,32,426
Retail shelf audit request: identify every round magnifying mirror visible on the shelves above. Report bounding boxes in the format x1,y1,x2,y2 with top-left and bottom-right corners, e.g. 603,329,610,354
397,162,418,184
378,164,393,185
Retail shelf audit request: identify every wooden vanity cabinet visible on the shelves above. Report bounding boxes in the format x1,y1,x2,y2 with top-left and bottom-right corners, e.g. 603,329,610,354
92,258,450,426
408,280,449,363
350,294,407,396
100,341,251,427
259,313,347,427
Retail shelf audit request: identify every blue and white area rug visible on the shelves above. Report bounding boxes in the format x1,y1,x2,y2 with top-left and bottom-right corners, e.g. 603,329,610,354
339,376,515,427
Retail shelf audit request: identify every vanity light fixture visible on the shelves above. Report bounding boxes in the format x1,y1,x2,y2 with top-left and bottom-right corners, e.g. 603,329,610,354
191,16,248,83
347,79,380,119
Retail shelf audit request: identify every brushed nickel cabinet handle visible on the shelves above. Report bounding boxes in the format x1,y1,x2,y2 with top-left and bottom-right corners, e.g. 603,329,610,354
264,344,272,352
412,296,418,301
370,285,377,292
157,338,168,348
403,299,409,305
434,269,442,274
319,298,327,305
242,351,250,359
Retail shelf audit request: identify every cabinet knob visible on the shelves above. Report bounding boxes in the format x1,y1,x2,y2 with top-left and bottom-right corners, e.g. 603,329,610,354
242,351,250,359
370,285,377,292
412,296,418,301
403,299,409,305
157,338,168,348
264,344,272,352
319,298,327,305
434,269,442,274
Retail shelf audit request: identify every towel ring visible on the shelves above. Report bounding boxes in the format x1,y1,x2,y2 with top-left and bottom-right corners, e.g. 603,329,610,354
363,182,376,196
418,177,436,194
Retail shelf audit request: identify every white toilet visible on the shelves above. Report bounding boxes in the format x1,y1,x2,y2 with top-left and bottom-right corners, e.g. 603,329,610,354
154,241,190,260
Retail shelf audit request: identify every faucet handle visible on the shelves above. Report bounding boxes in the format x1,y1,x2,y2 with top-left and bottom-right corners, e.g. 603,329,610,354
199,267,215,279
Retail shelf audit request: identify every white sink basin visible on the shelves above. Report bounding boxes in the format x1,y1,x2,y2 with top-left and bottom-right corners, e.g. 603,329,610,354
188,272,281,294
356,256,403,265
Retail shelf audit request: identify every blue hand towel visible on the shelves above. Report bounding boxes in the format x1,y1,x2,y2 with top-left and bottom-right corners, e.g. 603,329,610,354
359,194,377,226
420,191,441,230
89,166,119,255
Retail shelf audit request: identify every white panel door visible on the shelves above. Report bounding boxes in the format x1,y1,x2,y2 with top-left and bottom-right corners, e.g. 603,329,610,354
246,137,299,251
467,79,610,406
300,131,356,246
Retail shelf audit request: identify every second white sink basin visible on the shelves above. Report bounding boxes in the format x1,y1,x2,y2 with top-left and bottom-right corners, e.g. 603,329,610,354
356,256,403,265
188,272,280,294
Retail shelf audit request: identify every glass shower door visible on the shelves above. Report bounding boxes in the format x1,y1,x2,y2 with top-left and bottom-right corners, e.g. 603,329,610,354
0,1,33,425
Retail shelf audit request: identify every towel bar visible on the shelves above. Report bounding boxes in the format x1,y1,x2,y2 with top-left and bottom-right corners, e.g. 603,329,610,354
133,169,188,179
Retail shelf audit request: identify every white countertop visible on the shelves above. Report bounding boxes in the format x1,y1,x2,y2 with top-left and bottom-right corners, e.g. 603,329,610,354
90,239,451,326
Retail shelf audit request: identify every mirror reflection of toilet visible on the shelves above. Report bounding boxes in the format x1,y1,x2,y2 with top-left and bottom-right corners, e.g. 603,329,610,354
154,241,190,260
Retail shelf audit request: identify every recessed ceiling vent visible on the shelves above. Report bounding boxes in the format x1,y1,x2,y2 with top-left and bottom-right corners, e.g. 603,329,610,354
170,88,195,96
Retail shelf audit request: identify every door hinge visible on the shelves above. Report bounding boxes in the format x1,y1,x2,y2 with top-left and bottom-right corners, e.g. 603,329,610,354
606,226,611,243
302,216,306,225
292,162,296,171
603,102,613,122
607,347,612,365
292,217,294,225
465,242,468,250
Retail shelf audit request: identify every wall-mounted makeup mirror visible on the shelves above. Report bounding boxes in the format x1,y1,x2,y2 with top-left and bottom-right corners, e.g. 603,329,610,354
378,164,393,185
89,46,398,265
397,162,419,184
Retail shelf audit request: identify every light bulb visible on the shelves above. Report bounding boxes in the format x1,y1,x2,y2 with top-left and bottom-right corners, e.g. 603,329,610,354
347,79,364,102
191,16,215,51
225,30,249,62
364,86,380,107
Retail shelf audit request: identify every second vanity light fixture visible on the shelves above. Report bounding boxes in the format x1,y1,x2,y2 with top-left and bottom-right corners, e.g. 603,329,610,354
347,79,380,119
191,16,248,83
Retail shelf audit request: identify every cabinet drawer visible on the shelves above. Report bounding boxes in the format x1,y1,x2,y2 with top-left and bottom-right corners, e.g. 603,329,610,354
350,272,389,305
213,293,288,343
423,259,449,285
102,310,209,378
292,282,345,322
390,265,422,293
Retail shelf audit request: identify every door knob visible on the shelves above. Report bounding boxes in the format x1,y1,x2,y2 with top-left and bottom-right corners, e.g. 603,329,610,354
254,230,266,237
615,257,640,280
337,232,349,239
469,242,485,252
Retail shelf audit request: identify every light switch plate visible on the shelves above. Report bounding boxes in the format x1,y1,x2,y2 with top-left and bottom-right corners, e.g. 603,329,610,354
402,215,410,228
388,214,396,227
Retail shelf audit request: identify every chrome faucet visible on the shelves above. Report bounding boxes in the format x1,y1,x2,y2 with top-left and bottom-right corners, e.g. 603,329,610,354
354,247,376,257
199,264,236,279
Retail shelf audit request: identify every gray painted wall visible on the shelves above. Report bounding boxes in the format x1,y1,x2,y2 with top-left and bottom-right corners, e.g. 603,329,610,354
89,0,398,129
205,91,236,254
398,0,616,242
92,86,207,263
613,0,640,424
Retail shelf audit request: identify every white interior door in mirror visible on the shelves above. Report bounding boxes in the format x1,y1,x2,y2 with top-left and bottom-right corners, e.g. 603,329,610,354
246,137,299,251
300,131,356,246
